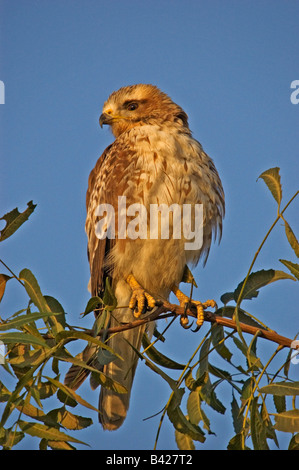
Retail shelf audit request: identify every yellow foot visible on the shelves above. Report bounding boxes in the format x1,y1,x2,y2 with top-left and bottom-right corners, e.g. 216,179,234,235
127,274,156,318
172,285,217,330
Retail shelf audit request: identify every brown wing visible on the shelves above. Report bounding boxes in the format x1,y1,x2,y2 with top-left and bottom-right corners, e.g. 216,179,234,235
85,144,114,298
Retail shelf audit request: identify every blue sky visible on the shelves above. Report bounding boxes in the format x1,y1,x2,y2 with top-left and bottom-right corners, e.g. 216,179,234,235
0,0,298,450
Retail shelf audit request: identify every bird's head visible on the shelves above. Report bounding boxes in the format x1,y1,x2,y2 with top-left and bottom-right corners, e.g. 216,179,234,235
99,84,189,137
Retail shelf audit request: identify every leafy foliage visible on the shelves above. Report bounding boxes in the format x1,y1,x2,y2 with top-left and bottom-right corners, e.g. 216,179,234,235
0,167,298,450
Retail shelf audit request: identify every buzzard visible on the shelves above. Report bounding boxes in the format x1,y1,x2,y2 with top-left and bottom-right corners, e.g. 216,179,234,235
65,84,225,430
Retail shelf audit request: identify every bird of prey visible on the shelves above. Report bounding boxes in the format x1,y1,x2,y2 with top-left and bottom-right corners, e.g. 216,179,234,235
65,84,225,431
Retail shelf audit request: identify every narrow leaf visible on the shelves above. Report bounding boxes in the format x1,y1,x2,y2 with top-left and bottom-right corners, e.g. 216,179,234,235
251,397,269,450
227,433,246,450
288,434,299,450
83,296,103,317
0,428,24,448
18,420,87,445
259,381,299,396
231,393,243,434
233,336,263,370
167,391,205,443
142,334,185,370
19,269,50,313
211,324,233,362
102,278,117,309
273,395,286,413
284,221,299,258
274,409,299,433
218,306,269,330
279,259,299,281
234,269,296,303
0,332,49,348
175,430,195,450
0,274,11,302
220,291,234,305
56,349,127,393
0,201,36,242
44,295,66,330
181,265,198,288
46,408,93,430
55,330,123,360
258,167,282,207
44,377,101,412
0,311,61,331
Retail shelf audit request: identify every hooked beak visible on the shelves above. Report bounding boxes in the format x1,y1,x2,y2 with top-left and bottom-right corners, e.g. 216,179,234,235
99,112,114,128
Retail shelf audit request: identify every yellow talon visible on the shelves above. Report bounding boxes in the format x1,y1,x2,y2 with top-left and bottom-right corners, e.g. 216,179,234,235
127,274,156,318
172,286,217,330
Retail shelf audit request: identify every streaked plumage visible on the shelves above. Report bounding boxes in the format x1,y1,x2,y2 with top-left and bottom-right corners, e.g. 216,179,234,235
65,84,225,430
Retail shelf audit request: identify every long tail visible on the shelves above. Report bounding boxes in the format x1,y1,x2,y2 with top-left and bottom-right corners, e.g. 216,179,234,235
64,282,153,431
99,313,146,430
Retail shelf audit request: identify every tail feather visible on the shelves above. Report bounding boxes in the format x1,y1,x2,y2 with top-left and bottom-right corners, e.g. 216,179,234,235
99,314,146,430
64,343,98,391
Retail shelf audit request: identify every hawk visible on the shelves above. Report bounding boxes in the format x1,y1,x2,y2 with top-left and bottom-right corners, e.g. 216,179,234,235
65,84,225,431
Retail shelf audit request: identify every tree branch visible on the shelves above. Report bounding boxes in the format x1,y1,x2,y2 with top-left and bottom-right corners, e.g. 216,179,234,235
98,301,294,349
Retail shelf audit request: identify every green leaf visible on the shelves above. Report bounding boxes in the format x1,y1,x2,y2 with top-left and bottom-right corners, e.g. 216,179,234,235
181,265,198,288
142,334,185,370
15,400,46,422
259,381,299,396
46,407,93,430
0,427,24,448
227,433,246,450
231,393,243,434
187,391,212,433
251,397,269,450
143,354,179,392
187,391,202,425
56,349,127,394
284,221,299,258
0,311,61,331
55,330,123,360
175,430,195,450
0,332,50,348
0,382,11,402
218,306,269,330
0,201,36,242
196,337,211,380
199,378,226,414
288,433,299,450
83,296,103,317
44,377,101,413
211,324,233,362
18,420,88,445
258,167,282,207
234,269,296,303
19,269,50,314
279,259,299,281
273,409,299,433
220,291,235,305
0,274,11,303
46,440,76,450
167,390,205,443
233,336,263,370
102,278,117,310
273,395,286,413
44,295,66,331
97,348,117,366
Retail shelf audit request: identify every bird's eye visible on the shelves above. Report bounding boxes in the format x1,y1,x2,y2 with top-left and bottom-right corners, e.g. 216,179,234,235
127,102,138,111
